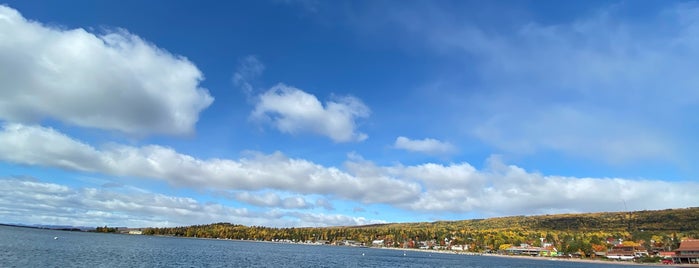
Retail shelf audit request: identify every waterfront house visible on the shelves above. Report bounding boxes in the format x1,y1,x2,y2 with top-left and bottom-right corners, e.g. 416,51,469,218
657,251,675,259
505,244,557,257
372,239,385,247
606,246,635,260
451,244,468,251
606,245,648,261
673,239,699,264
337,240,363,247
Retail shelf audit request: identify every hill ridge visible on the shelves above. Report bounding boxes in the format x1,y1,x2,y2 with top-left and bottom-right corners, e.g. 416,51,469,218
144,207,698,254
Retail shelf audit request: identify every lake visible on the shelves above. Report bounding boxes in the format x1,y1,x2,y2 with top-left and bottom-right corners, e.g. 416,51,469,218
0,225,654,267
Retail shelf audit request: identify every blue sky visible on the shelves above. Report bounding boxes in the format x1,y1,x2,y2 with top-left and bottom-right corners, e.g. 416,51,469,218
0,0,697,228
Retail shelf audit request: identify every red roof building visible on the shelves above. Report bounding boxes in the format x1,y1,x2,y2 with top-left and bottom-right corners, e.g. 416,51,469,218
674,239,699,264
658,251,675,258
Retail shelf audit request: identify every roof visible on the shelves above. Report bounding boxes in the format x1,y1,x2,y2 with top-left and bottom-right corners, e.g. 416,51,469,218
658,251,676,257
677,239,699,251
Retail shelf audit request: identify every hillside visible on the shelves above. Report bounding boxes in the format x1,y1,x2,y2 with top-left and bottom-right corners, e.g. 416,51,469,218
144,207,699,254
416,207,699,232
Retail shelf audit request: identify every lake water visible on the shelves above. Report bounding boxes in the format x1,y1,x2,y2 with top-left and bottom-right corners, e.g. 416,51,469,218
0,225,653,267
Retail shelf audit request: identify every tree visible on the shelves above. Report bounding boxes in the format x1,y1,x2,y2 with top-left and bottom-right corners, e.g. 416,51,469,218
499,244,512,251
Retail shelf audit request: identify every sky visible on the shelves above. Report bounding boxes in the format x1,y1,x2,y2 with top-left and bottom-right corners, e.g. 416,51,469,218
0,0,697,228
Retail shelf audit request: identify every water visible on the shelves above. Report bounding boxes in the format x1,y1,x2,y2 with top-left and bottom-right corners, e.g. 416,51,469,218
0,225,655,267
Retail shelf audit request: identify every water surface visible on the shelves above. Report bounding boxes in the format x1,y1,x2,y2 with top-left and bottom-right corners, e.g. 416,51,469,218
0,225,654,267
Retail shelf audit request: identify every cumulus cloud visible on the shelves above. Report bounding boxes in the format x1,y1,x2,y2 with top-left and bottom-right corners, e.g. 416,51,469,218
0,5,213,135
284,211,384,227
383,156,698,215
2,123,697,218
0,177,383,227
233,191,313,209
233,192,282,207
251,84,370,142
0,123,419,204
282,196,312,209
0,177,247,227
394,136,456,155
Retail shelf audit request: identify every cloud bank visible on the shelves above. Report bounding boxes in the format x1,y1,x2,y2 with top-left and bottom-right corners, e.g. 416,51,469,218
1,123,695,220
233,191,313,209
0,5,213,136
0,178,382,227
0,123,416,204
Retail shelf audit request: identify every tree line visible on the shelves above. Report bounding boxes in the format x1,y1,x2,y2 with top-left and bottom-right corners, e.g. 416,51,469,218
142,207,698,256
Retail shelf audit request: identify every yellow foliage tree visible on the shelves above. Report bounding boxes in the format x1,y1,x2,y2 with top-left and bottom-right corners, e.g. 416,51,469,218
499,244,513,250
621,240,640,247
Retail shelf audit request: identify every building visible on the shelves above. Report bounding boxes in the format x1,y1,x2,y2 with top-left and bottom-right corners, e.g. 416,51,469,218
606,245,648,260
451,244,469,251
372,239,385,247
505,244,557,257
657,251,675,259
673,239,699,264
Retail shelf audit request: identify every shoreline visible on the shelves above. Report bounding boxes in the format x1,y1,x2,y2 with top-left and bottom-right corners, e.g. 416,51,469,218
375,246,699,267
118,233,699,267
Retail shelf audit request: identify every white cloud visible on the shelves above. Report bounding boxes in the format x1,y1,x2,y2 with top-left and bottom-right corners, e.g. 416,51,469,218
340,153,698,215
0,177,383,227
2,123,696,219
394,136,456,155
233,191,313,209
382,156,698,215
282,196,312,209
0,6,213,136
285,211,385,227
0,123,419,204
0,123,103,172
233,55,265,94
251,84,370,142
233,192,282,207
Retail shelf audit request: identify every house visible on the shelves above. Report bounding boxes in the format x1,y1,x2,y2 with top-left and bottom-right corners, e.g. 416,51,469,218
673,239,699,264
451,244,469,251
606,245,648,260
606,237,623,246
657,251,675,259
337,240,363,247
372,239,385,247
505,244,557,257
606,246,635,261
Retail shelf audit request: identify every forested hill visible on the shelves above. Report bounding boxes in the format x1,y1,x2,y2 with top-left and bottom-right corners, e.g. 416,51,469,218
143,207,698,253
422,207,699,232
